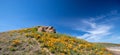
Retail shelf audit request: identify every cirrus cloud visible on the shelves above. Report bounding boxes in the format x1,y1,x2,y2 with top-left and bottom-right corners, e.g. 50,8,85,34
75,18,112,41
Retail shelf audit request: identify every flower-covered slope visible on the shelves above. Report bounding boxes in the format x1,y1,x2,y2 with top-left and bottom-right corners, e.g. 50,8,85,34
0,27,112,55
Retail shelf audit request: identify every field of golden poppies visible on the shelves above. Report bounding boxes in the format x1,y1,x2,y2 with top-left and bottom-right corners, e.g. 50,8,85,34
0,27,113,55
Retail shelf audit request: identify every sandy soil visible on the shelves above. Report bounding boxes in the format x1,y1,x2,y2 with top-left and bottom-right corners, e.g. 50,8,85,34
107,47,120,55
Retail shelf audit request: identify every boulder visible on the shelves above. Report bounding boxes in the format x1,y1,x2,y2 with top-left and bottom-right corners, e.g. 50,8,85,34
37,26,56,33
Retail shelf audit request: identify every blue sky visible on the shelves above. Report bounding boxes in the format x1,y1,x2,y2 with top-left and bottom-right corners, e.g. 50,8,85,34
0,0,120,43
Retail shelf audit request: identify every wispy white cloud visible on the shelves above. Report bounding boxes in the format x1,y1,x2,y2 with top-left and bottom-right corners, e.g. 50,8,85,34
76,19,112,41
74,10,120,42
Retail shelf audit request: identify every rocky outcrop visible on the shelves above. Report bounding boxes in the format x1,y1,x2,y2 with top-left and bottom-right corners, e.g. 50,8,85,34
37,26,56,33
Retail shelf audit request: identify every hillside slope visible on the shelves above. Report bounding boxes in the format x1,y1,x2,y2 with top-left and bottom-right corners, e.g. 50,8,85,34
0,27,112,55
96,43,120,47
